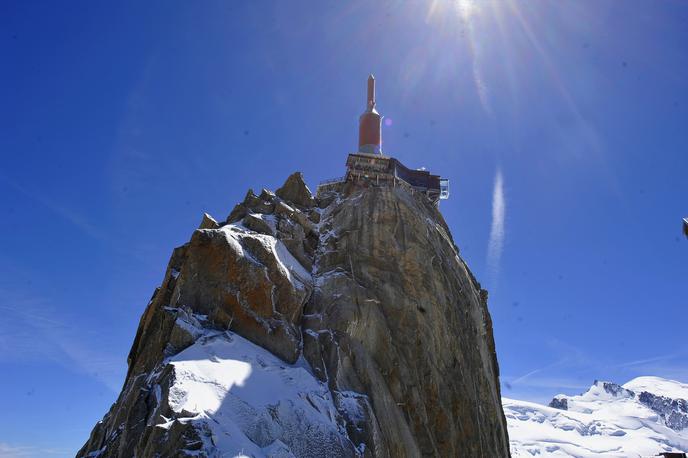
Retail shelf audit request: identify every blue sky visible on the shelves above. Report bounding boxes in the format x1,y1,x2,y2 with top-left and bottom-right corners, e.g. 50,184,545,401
2,1,687,455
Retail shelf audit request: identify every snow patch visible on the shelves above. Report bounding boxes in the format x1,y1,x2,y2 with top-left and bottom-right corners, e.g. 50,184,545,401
157,328,358,457
248,212,278,233
625,376,688,400
219,224,312,290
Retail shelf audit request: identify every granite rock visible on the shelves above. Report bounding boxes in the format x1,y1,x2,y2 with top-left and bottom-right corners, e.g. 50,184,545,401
78,173,510,458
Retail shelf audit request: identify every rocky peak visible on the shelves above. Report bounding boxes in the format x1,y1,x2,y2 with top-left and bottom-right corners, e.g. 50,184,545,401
596,380,635,398
275,172,315,209
198,212,219,230
78,173,510,457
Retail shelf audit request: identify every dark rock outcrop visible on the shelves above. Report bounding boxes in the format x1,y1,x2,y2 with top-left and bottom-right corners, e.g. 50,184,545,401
639,391,688,431
548,397,568,410
78,173,510,457
597,380,635,398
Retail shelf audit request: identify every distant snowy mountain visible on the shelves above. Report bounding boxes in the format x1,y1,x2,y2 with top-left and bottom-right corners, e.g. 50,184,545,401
505,376,688,457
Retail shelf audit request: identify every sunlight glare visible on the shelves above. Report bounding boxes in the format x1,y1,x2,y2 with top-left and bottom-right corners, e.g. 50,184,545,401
455,0,478,21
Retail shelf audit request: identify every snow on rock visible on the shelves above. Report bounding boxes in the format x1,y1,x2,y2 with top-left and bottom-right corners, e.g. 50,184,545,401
506,377,688,457
220,223,312,290
159,323,358,457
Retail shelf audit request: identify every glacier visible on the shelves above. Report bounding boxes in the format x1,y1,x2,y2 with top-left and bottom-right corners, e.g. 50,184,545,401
505,376,688,457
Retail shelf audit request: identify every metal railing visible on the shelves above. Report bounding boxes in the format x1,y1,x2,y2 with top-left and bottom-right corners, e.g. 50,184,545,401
318,176,345,186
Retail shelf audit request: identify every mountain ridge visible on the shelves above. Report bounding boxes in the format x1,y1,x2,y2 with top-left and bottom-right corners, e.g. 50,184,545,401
78,172,510,457
505,375,688,457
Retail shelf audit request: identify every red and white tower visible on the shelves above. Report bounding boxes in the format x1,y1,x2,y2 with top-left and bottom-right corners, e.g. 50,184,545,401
358,74,383,155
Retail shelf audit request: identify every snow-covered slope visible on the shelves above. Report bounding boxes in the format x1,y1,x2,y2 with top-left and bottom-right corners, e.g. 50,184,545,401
505,377,688,457
151,310,361,457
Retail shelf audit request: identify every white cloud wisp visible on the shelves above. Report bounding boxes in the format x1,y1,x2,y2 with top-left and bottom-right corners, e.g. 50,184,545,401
487,168,505,279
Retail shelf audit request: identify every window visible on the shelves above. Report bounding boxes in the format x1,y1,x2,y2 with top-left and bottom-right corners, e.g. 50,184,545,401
440,179,450,200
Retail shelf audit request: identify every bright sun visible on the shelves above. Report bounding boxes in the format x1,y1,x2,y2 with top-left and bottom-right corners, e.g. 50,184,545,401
455,0,479,21
427,0,482,24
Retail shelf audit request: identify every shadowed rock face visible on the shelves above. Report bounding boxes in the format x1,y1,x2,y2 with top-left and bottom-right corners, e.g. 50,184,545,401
78,172,510,458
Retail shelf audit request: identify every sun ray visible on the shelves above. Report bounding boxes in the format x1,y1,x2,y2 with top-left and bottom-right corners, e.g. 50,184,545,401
504,0,602,153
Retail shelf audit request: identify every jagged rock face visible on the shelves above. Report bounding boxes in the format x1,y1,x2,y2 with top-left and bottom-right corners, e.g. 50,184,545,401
173,217,312,363
597,381,634,399
638,391,688,431
78,172,510,458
